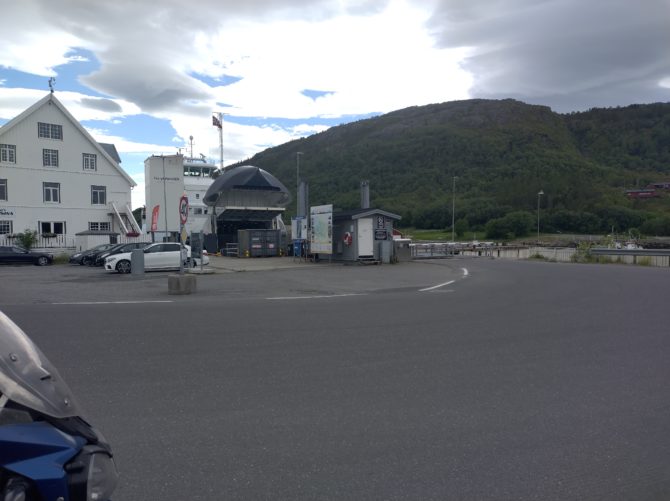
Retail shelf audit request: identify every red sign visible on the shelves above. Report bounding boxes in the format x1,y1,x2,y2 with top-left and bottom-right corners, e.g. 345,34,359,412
151,205,160,232
179,196,189,225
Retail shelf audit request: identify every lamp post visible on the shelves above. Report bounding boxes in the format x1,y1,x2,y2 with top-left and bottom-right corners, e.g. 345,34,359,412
451,176,458,243
296,152,303,216
537,190,544,244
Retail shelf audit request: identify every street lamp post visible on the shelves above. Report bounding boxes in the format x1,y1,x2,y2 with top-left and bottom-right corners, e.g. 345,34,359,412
296,152,303,216
537,190,544,244
451,176,458,243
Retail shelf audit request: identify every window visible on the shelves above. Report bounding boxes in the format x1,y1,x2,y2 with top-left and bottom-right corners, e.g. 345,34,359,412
38,122,63,140
43,182,60,203
0,179,6,201
83,153,97,171
91,185,106,205
43,149,59,167
40,221,65,234
0,221,12,235
0,144,16,164
89,222,110,231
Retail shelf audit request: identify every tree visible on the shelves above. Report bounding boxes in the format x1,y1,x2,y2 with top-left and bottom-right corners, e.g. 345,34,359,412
454,217,469,238
485,211,535,239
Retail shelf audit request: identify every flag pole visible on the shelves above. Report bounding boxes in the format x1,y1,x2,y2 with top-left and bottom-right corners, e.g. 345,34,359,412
218,112,224,171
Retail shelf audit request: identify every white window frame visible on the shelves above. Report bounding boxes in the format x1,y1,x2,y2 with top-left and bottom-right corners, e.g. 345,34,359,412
0,220,12,235
91,185,106,205
39,221,66,235
43,149,59,167
0,179,6,201
83,153,97,171
0,144,16,164
43,182,60,203
38,122,63,140
89,222,111,231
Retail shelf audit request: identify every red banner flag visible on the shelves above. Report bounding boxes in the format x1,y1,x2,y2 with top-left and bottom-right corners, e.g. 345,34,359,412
151,205,160,232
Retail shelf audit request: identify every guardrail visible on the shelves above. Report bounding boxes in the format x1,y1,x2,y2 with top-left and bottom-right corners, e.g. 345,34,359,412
411,244,670,267
589,248,670,266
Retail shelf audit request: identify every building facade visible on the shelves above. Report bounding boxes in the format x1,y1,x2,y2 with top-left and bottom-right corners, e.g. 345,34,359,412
144,154,217,242
0,93,140,249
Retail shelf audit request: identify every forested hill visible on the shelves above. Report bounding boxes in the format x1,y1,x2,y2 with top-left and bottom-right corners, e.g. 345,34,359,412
231,99,670,235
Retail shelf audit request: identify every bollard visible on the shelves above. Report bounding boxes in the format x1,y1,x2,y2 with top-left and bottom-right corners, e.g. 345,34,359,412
168,274,196,295
131,249,144,275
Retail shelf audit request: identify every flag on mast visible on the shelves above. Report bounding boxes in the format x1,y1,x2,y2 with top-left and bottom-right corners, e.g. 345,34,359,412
212,115,222,129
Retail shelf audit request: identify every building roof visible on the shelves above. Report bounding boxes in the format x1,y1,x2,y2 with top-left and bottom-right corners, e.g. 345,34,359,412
204,165,290,206
99,143,122,164
333,208,402,221
0,93,135,187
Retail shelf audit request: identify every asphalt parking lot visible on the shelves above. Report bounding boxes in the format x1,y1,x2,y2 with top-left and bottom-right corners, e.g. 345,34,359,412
0,255,468,305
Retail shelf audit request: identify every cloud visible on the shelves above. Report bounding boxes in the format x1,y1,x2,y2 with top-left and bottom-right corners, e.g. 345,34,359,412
80,97,122,113
427,0,670,111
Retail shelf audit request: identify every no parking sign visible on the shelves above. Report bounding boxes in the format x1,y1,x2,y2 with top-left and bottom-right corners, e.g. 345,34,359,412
179,195,189,225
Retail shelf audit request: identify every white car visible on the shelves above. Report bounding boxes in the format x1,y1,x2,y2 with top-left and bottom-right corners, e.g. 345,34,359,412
104,243,207,273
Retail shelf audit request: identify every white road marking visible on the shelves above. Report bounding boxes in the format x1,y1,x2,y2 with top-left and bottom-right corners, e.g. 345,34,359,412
419,267,468,292
419,280,455,292
52,300,173,305
267,293,367,300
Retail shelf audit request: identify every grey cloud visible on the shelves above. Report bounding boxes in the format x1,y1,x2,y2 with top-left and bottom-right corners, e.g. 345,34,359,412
428,0,670,111
4,0,386,114
79,97,122,113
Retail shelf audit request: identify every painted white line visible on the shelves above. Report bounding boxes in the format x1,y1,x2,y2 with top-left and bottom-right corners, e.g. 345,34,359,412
419,267,468,292
419,280,455,292
52,300,174,305
267,293,367,300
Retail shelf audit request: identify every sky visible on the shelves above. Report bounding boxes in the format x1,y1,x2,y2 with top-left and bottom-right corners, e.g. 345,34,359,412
1,0,669,209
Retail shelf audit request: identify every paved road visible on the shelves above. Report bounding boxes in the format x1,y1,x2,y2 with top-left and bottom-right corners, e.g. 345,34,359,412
1,259,669,500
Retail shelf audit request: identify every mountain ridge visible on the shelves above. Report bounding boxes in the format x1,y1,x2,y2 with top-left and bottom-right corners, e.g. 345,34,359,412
230,98,670,235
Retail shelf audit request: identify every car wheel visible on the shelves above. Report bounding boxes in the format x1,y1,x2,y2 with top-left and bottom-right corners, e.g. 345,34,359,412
36,256,49,266
82,256,92,266
116,260,131,274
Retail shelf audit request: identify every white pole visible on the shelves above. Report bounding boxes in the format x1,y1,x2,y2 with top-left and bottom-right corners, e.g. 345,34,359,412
218,112,224,171
451,176,457,243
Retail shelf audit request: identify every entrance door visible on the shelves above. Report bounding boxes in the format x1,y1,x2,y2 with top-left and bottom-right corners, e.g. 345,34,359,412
357,218,374,257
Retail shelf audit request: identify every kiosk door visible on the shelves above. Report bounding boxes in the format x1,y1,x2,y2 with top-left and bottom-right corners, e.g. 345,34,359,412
357,218,374,257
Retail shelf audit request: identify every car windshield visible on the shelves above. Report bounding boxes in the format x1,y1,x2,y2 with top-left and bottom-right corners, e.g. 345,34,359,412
0,311,84,418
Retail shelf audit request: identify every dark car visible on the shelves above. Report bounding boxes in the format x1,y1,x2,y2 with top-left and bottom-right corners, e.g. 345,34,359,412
93,242,149,266
0,246,53,266
69,243,117,265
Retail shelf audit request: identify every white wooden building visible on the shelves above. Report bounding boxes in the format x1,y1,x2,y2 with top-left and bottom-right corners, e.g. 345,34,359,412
0,93,141,250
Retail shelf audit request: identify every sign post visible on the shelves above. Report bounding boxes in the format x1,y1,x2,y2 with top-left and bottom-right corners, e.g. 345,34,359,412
178,195,188,274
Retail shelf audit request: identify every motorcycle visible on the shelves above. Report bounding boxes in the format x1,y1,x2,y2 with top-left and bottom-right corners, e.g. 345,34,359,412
0,311,118,501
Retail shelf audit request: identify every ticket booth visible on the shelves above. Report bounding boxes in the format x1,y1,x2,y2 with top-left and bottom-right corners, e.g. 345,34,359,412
332,209,401,263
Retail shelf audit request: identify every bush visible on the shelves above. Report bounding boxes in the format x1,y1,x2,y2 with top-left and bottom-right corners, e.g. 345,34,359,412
15,229,38,250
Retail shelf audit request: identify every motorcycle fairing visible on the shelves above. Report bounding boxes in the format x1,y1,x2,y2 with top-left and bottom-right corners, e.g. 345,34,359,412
0,421,86,500
0,311,84,418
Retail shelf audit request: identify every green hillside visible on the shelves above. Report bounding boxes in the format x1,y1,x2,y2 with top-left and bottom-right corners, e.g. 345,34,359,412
230,99,670,237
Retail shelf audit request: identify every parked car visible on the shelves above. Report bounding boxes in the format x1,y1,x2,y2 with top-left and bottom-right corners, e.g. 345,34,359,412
105,242,188,273
0,246,53,266
69,243,117,265
186,247,210,267
93,242,149,266
104,243,209,273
